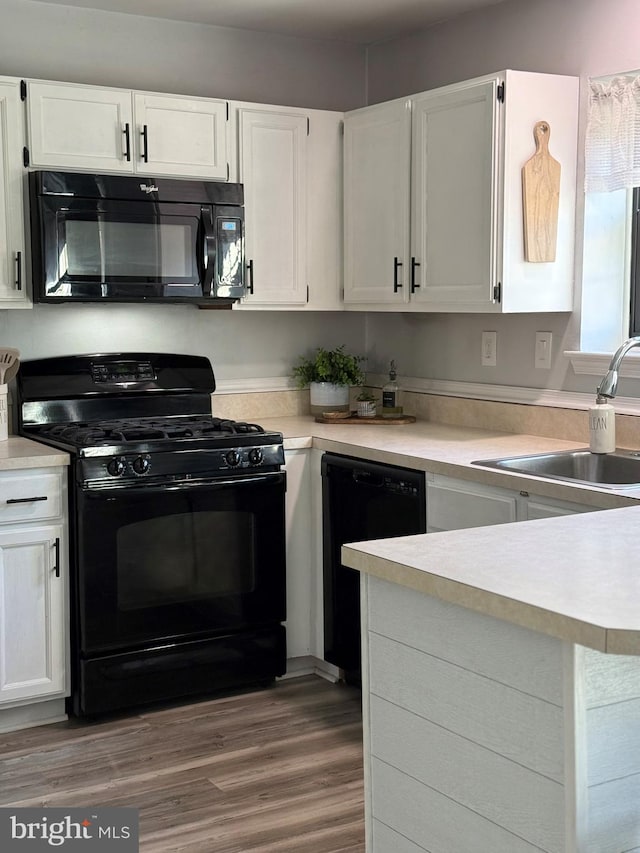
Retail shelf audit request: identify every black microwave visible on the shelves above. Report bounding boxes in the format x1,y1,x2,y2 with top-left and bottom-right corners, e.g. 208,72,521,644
29,171,245,304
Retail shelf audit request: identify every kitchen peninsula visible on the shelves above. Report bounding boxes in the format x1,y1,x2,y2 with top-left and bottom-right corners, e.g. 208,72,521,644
342,508,640,853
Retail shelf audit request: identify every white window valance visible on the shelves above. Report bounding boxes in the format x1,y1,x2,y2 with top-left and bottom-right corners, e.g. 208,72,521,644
585,74,640,193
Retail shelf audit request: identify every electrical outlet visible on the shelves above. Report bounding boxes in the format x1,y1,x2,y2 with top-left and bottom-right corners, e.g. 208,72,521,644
481,331,497,367
535,331,552,369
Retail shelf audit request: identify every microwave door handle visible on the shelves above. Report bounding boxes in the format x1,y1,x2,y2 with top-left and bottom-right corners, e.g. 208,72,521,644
201,208,215,297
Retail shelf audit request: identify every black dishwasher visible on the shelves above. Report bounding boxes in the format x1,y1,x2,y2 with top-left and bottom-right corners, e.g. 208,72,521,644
322,453,426,683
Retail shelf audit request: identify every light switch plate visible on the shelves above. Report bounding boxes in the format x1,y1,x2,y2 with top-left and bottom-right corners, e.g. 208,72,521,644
535,331,552,369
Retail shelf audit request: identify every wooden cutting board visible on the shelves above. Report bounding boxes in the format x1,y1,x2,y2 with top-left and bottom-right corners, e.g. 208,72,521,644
315,413,416,425
521,121,560,262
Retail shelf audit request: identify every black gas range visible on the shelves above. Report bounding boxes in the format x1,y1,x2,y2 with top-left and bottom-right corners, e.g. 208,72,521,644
17,353,287,717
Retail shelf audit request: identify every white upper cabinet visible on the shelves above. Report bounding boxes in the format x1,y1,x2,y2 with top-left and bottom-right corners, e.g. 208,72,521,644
344,99,411,304
26,81,230,180
344,70,578,313
410,80,496,308
0,77,29,308
232,103,344,311
27,82,134,172
237,106,307,305
133,93,229,180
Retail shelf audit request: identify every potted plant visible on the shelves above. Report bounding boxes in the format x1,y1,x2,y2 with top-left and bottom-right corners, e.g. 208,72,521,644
356,388,377,419
293,345,365,414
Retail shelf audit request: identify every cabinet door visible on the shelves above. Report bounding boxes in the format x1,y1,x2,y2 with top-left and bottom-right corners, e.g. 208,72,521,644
0,78,28,307
27,81,134,172
427,477,517,533
238,108,307,305
411,79,498,310
344,100,411,305
522,496,592,521
133,93,229,180
0,524,65,704
284,449,312,659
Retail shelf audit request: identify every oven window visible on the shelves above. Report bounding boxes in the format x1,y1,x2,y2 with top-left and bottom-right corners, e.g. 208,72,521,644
117,510,256,610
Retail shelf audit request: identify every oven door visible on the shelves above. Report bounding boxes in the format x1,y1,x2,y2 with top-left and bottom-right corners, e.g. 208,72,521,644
75,472,286,656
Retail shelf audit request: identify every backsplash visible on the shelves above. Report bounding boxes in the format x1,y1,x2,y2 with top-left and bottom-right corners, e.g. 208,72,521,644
211,386,640,450
212,390,311,420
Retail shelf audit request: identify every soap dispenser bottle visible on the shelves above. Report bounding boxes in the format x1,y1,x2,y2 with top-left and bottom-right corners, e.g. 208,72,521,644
382,360,402,418
589,394,615,454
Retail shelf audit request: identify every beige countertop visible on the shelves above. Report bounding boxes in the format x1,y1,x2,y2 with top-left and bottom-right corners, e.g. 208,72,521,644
342,506,640,656
262,415,640,508
263,416,640,653
0,436,69,470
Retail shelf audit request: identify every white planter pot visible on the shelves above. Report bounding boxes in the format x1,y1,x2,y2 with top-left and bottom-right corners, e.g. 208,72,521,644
357,400,376,418
309,382,350,414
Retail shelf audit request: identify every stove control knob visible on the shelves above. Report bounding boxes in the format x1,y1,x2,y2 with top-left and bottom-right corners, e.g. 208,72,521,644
248,448,263,465
132,455,151,475
107,456,127,477
225,450,241,467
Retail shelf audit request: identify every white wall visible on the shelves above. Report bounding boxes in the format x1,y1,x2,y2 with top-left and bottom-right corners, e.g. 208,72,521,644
1,305,365,384
367,0,640,395
0,0,367,381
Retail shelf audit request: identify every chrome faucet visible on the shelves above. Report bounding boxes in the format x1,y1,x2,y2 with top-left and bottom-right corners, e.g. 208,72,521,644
596,336,640,398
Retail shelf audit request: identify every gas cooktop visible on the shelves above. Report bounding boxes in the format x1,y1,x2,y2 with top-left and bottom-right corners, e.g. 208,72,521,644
17,353,285,485
32,415,268,450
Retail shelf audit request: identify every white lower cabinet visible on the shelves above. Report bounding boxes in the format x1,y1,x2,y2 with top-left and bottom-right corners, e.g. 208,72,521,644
0,466,68,731
427,473,594,532
0,525,65,703
283,448,312,660
283,447,329,676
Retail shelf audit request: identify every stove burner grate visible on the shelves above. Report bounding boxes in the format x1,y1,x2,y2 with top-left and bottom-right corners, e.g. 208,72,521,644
37,416,266,447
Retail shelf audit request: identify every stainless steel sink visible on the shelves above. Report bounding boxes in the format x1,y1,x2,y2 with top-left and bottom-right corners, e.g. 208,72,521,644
471,448,640,489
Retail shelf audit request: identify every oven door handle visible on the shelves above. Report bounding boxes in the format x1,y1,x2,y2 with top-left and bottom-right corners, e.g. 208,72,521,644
83,473,285,495
200,207,216,297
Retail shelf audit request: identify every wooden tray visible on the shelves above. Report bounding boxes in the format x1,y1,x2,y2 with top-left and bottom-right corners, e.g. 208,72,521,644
315,413,416,425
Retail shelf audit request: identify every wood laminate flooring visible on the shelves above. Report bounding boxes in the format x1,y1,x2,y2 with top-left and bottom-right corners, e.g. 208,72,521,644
0,676,365,852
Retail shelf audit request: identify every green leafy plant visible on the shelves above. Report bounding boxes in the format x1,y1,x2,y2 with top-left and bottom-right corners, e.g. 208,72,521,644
293,345,365,388
356,387,376,402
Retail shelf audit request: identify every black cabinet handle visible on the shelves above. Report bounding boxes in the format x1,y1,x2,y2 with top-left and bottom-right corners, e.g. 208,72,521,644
411,257,421,293
15,251,22,291
53,537,60,578
247,259,254,295
6,495,48,504
141,124,149,163
123,123,131,161
393,257,402,292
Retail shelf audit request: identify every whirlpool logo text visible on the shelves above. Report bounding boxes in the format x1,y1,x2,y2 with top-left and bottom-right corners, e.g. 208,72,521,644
0,809,139,851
